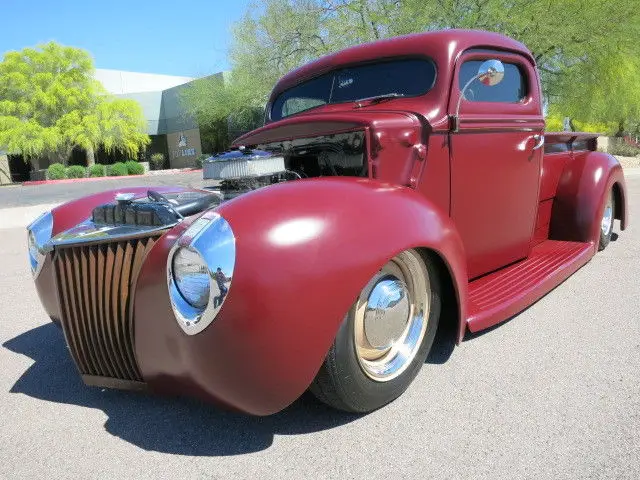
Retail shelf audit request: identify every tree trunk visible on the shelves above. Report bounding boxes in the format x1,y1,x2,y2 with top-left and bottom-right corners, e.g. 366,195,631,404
30,156,41,171
52,146,72,166
86,147,96,166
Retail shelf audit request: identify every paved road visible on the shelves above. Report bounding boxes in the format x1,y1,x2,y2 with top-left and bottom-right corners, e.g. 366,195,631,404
0,171,210,208
0,176,639,479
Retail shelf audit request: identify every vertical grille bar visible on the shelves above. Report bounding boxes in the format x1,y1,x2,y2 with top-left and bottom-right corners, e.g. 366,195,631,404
71,248,102,375
86,246,115,378
53,236,158,382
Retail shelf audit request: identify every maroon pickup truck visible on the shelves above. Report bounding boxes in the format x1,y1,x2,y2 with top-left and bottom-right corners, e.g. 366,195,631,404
28,29,628,415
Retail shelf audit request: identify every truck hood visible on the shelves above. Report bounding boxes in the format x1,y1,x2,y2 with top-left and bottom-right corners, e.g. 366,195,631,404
232,109,429,147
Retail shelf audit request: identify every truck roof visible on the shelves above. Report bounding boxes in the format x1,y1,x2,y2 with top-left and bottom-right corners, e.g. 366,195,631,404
271,29,535,99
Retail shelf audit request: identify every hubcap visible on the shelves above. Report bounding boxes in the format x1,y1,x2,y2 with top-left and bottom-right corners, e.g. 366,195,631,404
354,250,430,382
601,194,613,236
363,278,410,349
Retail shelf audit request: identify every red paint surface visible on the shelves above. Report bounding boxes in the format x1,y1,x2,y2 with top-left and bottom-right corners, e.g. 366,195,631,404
467,240,594,332
550,151,628,244
532,199,553,246
134,178,467,415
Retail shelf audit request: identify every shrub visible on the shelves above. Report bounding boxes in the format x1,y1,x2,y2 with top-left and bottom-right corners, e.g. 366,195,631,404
609,143,640,157
125,160,144,175
195,153,209,169
47,163,66,180
65,165,86,179
88,164,106,177
108,162,128,176
608,137,640,157
150,153,165,170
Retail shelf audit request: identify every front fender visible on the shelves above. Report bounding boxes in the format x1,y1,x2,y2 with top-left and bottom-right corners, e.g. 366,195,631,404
550,152,628,246
135,177,467,415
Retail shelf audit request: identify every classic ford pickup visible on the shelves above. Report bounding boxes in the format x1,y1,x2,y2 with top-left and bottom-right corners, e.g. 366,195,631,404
27,29,628,415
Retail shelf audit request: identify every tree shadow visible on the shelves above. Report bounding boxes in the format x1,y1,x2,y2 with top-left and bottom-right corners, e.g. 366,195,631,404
2,323,360,457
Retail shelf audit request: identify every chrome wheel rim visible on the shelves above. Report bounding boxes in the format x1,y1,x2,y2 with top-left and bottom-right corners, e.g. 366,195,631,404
601,193,613,236
353,250,430,382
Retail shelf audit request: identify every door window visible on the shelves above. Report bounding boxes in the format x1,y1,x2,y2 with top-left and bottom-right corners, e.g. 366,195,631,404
458,61,527,103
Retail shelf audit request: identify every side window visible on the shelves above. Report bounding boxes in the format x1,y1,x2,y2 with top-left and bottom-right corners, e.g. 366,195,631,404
459,60,527,103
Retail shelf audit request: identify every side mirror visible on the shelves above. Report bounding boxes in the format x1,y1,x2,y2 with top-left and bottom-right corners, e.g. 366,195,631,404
452,59,505,132
477,59,505,86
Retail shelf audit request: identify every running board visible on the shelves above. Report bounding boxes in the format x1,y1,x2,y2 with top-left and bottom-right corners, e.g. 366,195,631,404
466,240,595,333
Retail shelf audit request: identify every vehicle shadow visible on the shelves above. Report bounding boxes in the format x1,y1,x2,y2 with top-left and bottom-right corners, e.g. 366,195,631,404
2,323,360,457
425,315,457,364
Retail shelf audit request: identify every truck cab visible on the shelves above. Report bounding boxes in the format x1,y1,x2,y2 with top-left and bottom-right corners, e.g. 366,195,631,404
224,29,627,333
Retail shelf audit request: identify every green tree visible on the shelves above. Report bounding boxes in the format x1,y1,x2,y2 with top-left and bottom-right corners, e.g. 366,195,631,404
0,42,149,168
548,53,640,134
182,0,640,141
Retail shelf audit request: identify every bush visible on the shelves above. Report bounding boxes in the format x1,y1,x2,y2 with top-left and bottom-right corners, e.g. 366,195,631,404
88,164,106,177
108,162,128,176
195,153,209,169
125,160,144,175
65,165,86,179
609,143,640,157
608,138,640,157
150,153,165,170
47,163,66,180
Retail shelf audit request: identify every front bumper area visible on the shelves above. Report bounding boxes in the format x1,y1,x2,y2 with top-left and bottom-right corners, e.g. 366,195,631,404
46,233,161,390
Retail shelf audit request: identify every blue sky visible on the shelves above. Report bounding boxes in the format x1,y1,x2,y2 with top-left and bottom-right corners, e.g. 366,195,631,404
1,0,254,77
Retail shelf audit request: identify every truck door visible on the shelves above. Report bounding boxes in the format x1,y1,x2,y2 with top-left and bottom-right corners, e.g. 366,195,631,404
448,51,544,279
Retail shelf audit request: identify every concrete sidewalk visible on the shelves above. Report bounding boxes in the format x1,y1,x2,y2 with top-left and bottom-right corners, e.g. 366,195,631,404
0,203,61,230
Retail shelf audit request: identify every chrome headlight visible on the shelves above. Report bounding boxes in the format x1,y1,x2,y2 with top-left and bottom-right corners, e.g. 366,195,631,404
167,213,235,335
172,247,210,308
27,211,53,277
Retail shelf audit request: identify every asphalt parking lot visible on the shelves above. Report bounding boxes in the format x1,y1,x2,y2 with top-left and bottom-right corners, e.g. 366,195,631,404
1,173,639,479
0,170,209,208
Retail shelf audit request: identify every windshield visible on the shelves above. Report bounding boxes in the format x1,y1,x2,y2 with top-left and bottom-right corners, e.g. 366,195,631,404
271,58,437,121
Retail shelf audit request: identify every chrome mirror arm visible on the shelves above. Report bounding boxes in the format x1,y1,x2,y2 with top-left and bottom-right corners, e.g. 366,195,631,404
451,74,483,133
450,59,505,133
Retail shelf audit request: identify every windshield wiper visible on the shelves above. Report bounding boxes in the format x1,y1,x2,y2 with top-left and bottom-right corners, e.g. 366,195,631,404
354,93,405,108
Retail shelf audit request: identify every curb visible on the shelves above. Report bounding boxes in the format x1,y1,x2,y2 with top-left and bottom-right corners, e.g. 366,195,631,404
22,168,203,186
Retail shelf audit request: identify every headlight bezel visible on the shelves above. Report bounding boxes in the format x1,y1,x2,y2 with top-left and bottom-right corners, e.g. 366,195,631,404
167,212,236,335
27,211,54,278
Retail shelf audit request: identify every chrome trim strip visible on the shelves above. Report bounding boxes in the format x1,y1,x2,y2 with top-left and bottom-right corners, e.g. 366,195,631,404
47,219,177,250
167,213,236,335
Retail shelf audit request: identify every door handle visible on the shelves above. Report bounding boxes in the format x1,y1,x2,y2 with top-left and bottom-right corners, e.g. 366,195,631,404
532,134,545,150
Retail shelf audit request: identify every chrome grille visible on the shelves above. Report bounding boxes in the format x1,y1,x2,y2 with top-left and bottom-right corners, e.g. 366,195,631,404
53,236,158,382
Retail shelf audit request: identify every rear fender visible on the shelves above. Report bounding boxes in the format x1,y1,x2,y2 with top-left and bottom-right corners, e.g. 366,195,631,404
550,152,628,246
135,177,468,415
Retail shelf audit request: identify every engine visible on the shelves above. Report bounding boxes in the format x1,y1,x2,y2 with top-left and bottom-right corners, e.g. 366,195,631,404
203,132,366,200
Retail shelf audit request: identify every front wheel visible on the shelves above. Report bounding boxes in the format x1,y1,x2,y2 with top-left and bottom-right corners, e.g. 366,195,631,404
599,189,615,251
310,250,441,413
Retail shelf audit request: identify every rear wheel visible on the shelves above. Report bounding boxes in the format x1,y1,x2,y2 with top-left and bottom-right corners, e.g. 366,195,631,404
599,189,615,251
310,250,441,413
